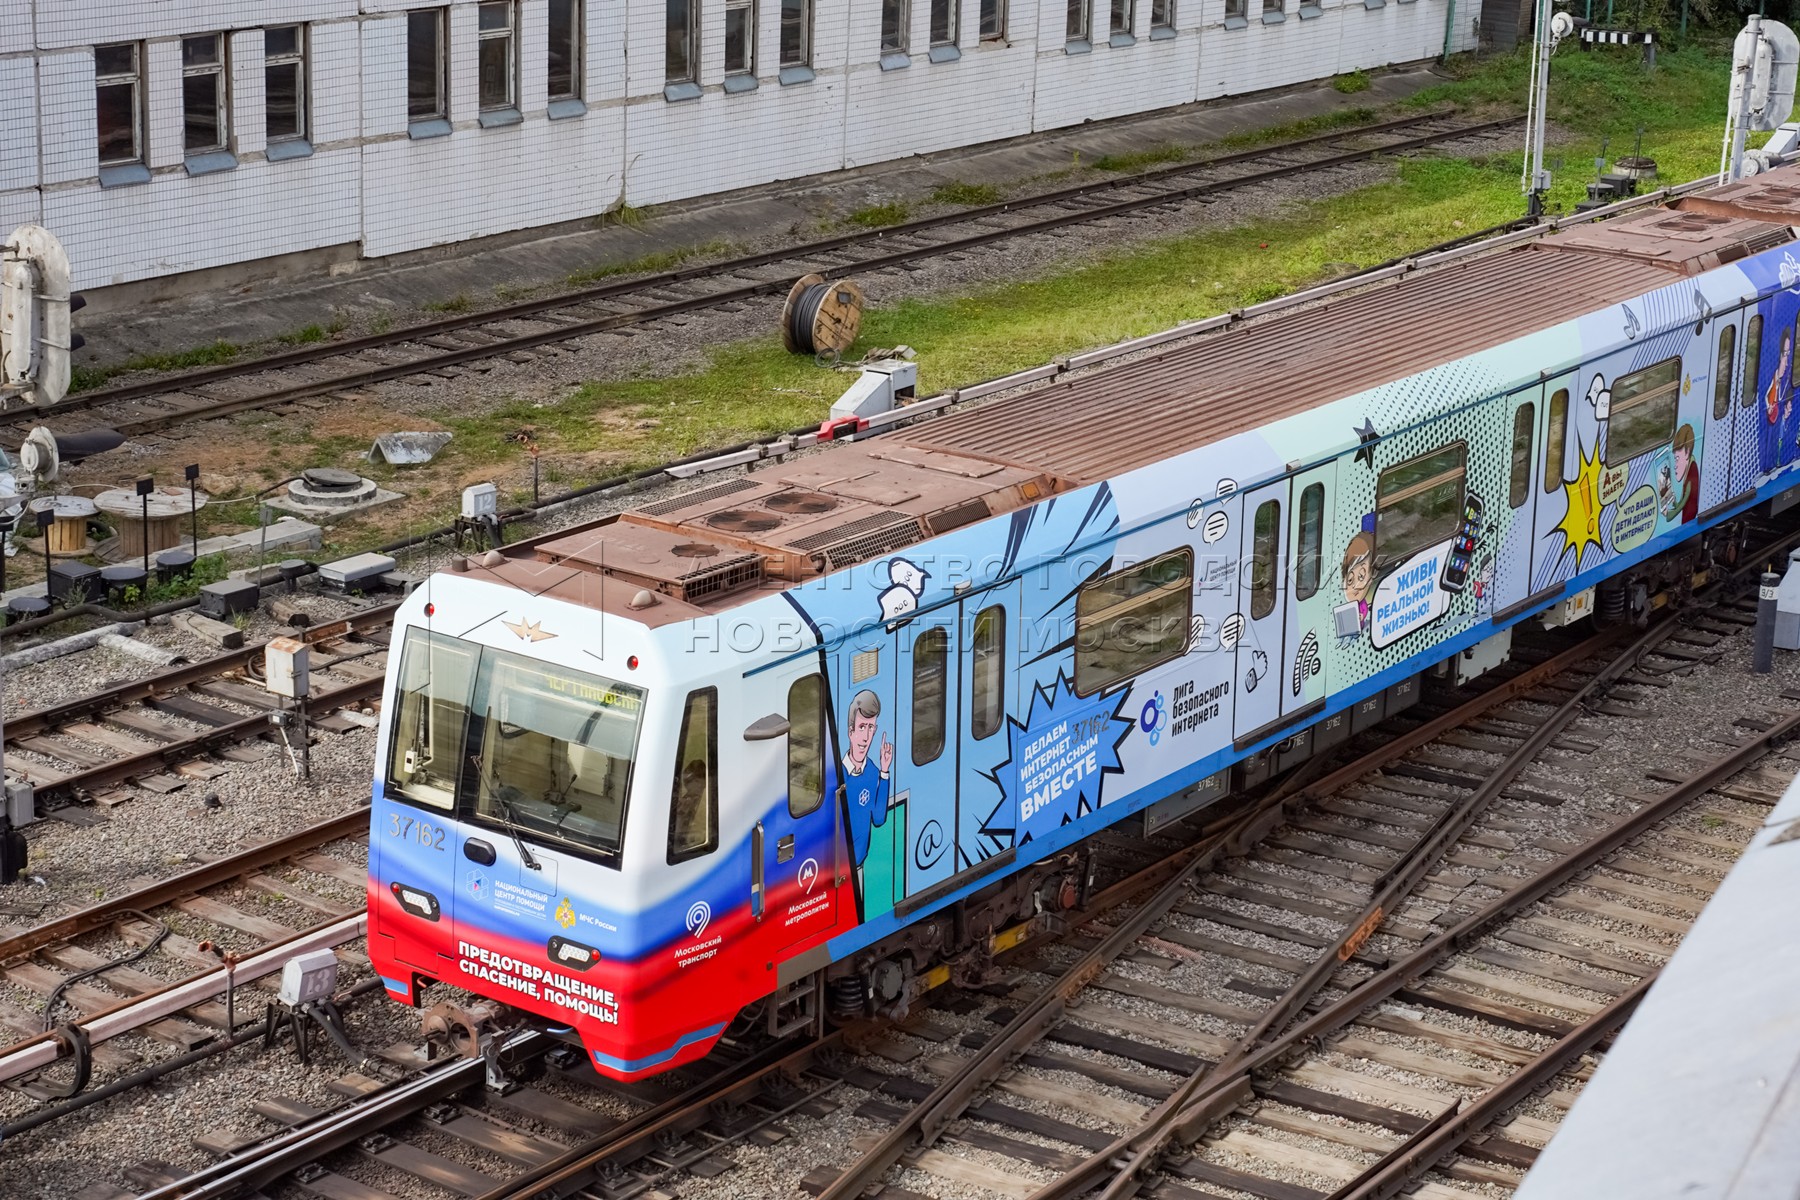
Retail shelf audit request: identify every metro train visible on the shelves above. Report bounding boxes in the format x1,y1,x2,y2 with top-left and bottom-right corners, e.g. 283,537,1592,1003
370,165,1800,1081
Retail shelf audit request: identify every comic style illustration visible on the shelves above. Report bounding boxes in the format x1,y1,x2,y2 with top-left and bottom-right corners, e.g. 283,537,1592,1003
841,689,894,915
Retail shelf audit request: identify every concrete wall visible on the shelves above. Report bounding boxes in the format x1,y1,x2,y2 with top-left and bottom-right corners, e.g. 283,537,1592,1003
0,0,1480,290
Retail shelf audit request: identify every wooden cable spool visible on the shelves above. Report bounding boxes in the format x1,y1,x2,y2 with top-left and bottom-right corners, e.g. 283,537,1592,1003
781,274,864,357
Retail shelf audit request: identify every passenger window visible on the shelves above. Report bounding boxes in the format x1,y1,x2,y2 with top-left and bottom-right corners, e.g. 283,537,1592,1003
1743,314,1764,410
1606,357,1681,466
1074,549,1193,697
1376,443,1467,570
1714,324,1737,420
1544,388,1568,493
970,605,1005,741
1250,500,1279,619
668,688,718,863
1509,403,1534,509
1296,484,1324,601
787,675,824,818
912,627,948,765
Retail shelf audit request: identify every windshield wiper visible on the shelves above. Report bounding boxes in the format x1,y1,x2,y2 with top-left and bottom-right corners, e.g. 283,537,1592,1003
471,754,541,871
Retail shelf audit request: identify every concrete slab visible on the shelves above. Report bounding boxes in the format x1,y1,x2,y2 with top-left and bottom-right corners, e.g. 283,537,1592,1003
78,66,1448,362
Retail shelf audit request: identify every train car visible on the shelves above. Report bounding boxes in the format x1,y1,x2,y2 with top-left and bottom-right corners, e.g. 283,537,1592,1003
369,167,1800,1081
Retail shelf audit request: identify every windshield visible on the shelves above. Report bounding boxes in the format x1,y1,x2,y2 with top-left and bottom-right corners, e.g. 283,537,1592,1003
385,627,646,860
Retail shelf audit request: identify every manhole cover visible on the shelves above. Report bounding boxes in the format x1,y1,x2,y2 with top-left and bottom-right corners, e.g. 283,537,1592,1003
302,467,364,492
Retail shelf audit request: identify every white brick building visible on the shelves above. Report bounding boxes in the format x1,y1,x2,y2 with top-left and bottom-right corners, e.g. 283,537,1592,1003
0,0,1477,291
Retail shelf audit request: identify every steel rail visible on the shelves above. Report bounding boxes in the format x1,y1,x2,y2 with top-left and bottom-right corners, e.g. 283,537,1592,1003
1031,706,1800,1200
3,602,397,742
0,806,368,964
1083,613,1678,1200
34,116,1515,441
41,108,1470,421
1323,971,1655,1200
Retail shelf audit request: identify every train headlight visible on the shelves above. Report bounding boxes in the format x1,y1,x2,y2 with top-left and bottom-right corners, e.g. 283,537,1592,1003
547,935,600,971
391,881,441,922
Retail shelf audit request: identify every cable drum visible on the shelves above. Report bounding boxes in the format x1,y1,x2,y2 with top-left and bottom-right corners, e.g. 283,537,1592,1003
781,273,865,356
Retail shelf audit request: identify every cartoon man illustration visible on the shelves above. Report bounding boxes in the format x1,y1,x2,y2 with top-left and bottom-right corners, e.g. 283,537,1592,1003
842,690,895,912
1670,424,1700,524
1471,552,1495,614
1339,530,1376,637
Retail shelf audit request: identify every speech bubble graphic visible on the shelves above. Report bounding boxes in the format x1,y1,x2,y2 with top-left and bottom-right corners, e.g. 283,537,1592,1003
1215,478,1238,499
1598,462,1629,508
1188,613,1207,651
1186,499,1204,529
1612,484,1659,553
1202,511,1230,544
1220,612,1245,651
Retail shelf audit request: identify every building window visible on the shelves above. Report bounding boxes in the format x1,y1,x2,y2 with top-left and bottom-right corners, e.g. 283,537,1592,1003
1224,0,1246,17
478,2,517,111
1067,0,1090,41
1295,483,1324,601
787,675,825,818
1262,0,1281,14
1544,387,1568,492
1111,0,1133,34
882,0,910,54
980,0,1006,38
668,688,719,863
1606,357,1682,466
725,0,755,73
1376,444,1468,570
781,0,812,64
1074,549,1193,697
94,43,144,165
1151,0,1174,29
408,9,447,120
1509,403,1534,509
548,0,583,98
182,34,228,154
912,627,948,766
1743,314,1764,411
264,26,308,143
668,0,697,81
931,0,959,44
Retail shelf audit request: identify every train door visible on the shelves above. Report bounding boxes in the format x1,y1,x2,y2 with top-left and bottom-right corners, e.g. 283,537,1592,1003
1283,465,1335,718
757,664,841,951
1493,388,1542,608
1528,371,1577,589
890,608,962,899
1721,306,1764,502
955,582,1020,868
833,628,897,924
1701,308,1746,513
1232,483,1287,741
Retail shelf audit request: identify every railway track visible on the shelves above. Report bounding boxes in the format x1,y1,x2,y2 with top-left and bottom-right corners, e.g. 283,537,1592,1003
815,565,1794,1200
3,603,396,810
23,110,1517,447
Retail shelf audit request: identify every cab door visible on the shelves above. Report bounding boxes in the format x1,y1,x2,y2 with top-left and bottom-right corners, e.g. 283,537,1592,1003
1284,466,1334,718
1232,483,1288,742
890,608,961,899
756,665,840,951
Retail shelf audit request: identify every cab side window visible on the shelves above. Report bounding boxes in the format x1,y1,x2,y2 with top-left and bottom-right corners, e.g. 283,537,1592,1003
787,675,825,818
668,688,718,863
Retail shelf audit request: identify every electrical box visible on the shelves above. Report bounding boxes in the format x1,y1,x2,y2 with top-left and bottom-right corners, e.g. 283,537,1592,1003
462,482,498,520
277,948,339,1006
1538,587,1596,629
265,636,310,699
4,780,34,828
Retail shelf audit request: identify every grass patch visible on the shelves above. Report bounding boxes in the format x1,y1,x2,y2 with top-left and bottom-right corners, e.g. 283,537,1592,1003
1091,144,1188,172
605,203,651,230
275,317,347,346
1333,69,1370,94
847,201,912,228
70,340,242,392
566,240,735,287
930,181,1004,206
421,293,472,314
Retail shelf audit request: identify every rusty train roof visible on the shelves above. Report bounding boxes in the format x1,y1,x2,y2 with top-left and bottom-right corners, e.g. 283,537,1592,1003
464,167,1800,622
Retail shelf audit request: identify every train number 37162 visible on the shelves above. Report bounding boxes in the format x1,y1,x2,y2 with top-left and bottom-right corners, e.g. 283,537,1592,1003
388,813,447,850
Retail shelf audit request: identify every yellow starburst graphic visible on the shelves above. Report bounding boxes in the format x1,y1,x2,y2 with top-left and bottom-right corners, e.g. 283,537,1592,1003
1549,437,1605,573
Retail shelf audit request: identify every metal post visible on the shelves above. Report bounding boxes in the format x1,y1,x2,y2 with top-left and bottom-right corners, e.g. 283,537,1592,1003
135,474,153,582
185,463,200,557
1725,18,1762,184
1679,0,1687,37
1756,570,1780,674
36,505,51,602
